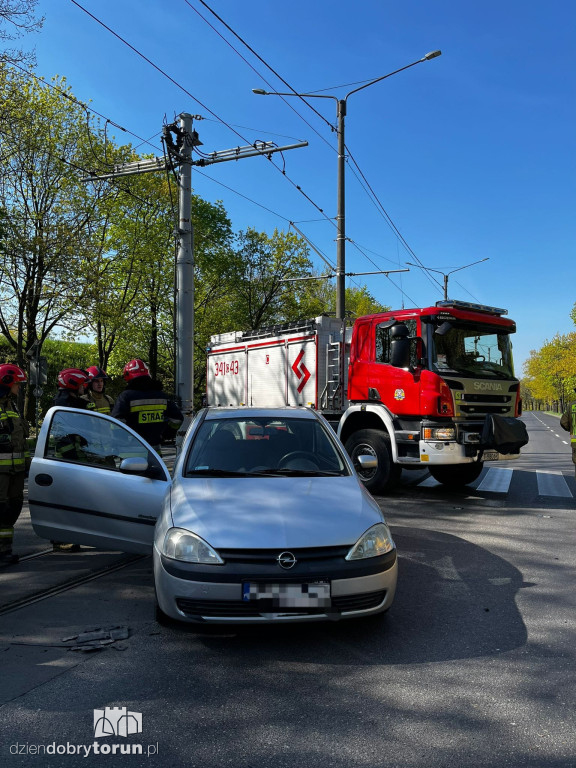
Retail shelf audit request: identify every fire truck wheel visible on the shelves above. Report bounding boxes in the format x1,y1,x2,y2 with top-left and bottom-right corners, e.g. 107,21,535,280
345,429,400,494
428,463,483,487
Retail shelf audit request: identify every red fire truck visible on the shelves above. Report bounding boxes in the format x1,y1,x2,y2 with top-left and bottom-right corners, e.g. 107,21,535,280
206,300,526,493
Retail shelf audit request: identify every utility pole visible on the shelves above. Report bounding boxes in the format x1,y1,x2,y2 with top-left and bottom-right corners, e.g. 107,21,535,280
175,114,194,424
336,99,346,320
83,118,307,437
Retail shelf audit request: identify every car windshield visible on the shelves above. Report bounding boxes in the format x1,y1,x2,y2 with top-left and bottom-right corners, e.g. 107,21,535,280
184,416,350,477
429,321,515,379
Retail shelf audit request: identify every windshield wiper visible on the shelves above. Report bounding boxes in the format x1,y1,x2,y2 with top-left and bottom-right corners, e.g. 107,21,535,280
252,468,342,477
185,468,248,477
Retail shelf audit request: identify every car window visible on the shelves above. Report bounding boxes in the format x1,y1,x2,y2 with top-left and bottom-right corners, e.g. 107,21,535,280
184,417,350,476
45,410,161,472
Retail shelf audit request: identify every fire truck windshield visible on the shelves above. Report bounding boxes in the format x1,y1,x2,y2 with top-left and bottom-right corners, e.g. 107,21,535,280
428,321,515,379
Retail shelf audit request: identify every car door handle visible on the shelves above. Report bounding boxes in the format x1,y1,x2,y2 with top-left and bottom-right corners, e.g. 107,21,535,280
35,474,53,486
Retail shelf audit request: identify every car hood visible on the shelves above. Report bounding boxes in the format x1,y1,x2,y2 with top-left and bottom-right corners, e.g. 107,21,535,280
169,476,385,550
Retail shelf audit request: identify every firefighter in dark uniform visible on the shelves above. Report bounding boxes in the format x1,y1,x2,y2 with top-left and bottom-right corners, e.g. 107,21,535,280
111,359,183,453
560,395,576,478
0,364,30,566
53,368,91,409
82,366,115,414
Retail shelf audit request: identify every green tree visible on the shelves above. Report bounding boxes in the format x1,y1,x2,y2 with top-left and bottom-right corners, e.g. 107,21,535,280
293,277,389,319
523,332,576,411
228,228,313,329
0,0,43,65
0,65,122,418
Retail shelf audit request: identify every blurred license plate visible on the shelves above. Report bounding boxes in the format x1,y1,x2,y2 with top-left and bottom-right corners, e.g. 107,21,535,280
242,581,331,608
483,451,499,461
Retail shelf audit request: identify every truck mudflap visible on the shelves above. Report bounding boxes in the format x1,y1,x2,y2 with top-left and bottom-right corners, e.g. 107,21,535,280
480,414,529,456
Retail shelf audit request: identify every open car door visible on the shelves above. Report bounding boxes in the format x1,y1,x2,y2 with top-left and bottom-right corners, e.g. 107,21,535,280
29,407,172,554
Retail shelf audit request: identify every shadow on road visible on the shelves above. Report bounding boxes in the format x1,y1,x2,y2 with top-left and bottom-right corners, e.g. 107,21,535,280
171,526,527,667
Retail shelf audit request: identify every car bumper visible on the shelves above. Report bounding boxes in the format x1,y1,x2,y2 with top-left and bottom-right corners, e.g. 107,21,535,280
419,439,520,465
153,546,398,624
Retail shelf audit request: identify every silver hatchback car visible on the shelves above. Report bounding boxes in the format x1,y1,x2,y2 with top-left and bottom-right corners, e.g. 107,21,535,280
30,406,397,624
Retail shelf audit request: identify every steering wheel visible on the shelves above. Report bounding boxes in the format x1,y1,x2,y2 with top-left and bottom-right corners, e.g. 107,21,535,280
278,451,320,470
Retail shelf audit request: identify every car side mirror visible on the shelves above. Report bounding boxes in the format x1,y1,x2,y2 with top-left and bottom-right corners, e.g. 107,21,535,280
357,454,378,470
390,337,410,368
120,457,149,474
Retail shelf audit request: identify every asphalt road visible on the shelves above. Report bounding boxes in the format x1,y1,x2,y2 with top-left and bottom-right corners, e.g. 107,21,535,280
0,412,574,768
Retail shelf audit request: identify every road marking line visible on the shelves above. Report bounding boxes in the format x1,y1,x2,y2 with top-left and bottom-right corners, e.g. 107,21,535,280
536,470,572,498
476,467,513,493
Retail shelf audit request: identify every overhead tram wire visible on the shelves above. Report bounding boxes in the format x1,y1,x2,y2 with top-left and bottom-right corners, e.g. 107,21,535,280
384,274,419,307
189,170,364,293
189,1,444,293
182,0,337,154
70,0,334,226
186,0,423,288
7,60,162,155
344,145,443,293
186,0,438,280
190,0,336,135
193,170,341,278
11,55,307,158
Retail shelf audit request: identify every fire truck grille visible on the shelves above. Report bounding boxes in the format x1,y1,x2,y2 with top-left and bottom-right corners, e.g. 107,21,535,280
460,404,512,415
462,394,511,403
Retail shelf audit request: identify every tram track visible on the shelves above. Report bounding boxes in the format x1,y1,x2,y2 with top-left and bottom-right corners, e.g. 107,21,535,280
0,553,147,617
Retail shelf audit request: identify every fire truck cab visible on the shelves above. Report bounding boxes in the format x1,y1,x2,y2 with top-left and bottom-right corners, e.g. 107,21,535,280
206,300,527,494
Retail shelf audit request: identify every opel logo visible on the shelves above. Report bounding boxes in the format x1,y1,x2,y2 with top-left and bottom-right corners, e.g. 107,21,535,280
277,551,297,570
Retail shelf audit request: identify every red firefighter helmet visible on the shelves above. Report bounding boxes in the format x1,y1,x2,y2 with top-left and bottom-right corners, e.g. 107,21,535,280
0,364,27,386
123,359,150,381
57,368,90,391
86,366,110,381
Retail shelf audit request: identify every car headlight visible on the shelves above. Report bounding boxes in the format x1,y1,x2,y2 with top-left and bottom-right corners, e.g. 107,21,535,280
423,427,456,441
162,528,224,565
345,523,395,561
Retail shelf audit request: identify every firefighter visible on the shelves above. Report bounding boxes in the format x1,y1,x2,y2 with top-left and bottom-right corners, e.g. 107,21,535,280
111,359,183,453
53,368,91,409
560,395,576,477
82,366,115,414
0,364,30,566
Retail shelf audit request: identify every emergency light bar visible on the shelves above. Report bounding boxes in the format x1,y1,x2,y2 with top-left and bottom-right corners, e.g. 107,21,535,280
435,300,508,316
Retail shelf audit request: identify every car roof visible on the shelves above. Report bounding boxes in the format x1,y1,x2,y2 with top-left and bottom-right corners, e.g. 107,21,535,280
203,406,318,421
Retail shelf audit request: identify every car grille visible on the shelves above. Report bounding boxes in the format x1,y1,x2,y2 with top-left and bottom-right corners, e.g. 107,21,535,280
175,590,386,618
218,546,350,565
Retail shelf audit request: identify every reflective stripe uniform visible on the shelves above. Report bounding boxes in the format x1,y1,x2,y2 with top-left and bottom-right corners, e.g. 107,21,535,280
81,391,115,414
0,395,30,556
111,379,183,451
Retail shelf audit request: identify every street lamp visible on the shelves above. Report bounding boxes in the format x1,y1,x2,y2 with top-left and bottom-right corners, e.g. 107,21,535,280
406,257,489,300
253,50,441,319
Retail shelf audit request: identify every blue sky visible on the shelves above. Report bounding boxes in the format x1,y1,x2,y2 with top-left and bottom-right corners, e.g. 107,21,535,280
26,0,576,373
